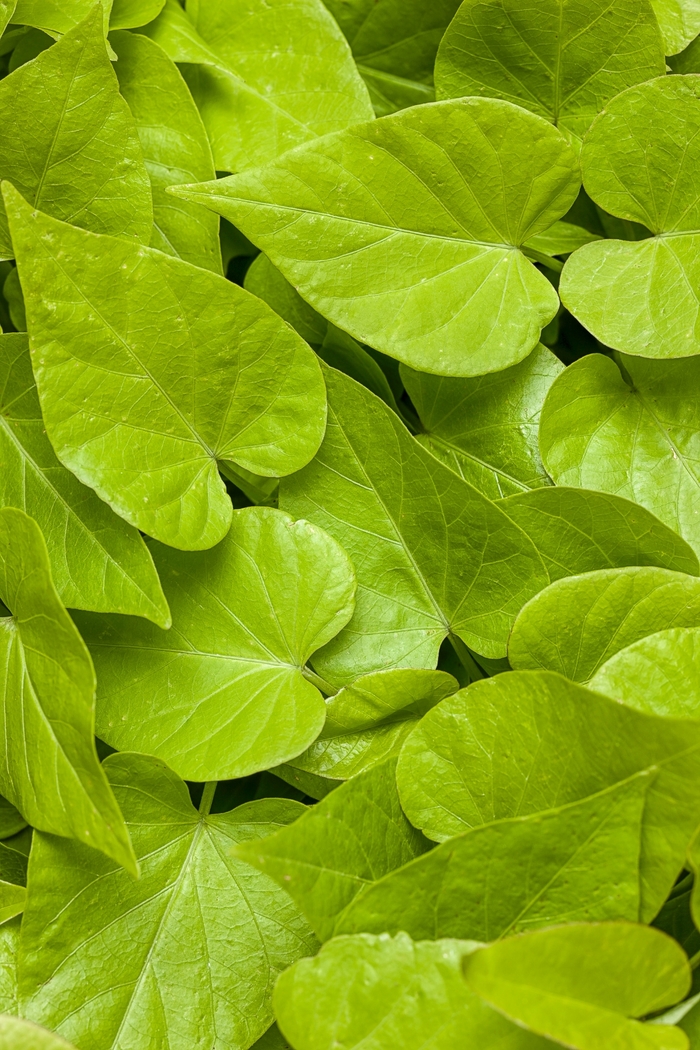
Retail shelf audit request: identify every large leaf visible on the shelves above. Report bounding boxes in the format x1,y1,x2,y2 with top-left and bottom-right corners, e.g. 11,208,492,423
19,753,318,1050
402,344,563,499
176,98,580,376
79,507,355,781
509,567,700,682
11,0,112,35
435,0,665,142
0,6,151,260
111,30,221,273
650,0,700,53
0,2,16,35
0,1016,79,1050
561,77,700,359
334,775,650,940
0,334,169,625
463,924,691,1050
396,670,700,919
540,353,700,554
233,759,428,941
280,365,549,682
4,187,326,550
144,0,373,172
590,628,700,718
322,0,462,115
110,0,164,28
499,487,699,581
0,508,134,872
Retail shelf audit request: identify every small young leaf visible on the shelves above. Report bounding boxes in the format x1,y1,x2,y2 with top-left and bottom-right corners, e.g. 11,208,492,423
0,508,135,873
176,98,580,376
110,0,164,28
435,0,665,142
4,188,326,550
0,334,170,625
111,30,221,273
144,0,374,171
590,627,700,718
0,5,152,260
80,507,355,781
509,567,700,681
462,924,691,1050
19,753,317,1050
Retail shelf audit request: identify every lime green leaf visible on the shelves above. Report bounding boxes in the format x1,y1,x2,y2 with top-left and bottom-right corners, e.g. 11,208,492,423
280,366,549,681
0,798,26,841
540,353,700,554
274,932,552,1050
0,508,135,872
525,221,602,257
110,0,163,28
463,924,691,1050
0,334,170,625
175,98,580,376
561,77,700,359
402,344,562,498
509,567,700,681
0,882,24,924
0,918,19,1015
0,6,152,260
335,775,650,940
80,507,355,781
0,2,17,35
19,753,317,1050
0,1016,79,1050
435,0,665,142
286,668,458,781
111,30,221,273
144,0,373,171
396,670,700,919
12,0,112,35
4,188,326,550
591,627,700,717
233,759,428,941
650,0,700,53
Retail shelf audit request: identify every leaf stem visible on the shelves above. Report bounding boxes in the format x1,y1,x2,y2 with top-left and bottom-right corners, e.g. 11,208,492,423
522,247,564,273
449,634,486,682
199,781,217,815
302,666,336,697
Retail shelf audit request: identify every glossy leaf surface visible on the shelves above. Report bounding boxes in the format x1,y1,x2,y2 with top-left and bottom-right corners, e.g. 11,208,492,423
177,98,580,376
110,0,164,28
5,188,326,550
81,507,355,781
650,0,700,53
591,628,700,718
11,0,112,36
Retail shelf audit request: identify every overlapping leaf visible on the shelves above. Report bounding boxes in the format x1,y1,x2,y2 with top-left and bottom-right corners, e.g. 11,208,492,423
11,0,112,35
650,0,700,53
144,0,373,172
0,508,134,871
0,1016,79,1050
5,188,326,550
561,77,700,359
80,507,355,781
176,98,580,376
590,627,700,718
0,6,152,259
435,0,665,141
19,753,318,1050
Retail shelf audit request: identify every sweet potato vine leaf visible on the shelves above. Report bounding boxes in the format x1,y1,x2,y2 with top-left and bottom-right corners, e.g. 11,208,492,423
0,1015,79,1050
4,187,326,550
175,97,580,376
590,627,700,718
0,507,135,872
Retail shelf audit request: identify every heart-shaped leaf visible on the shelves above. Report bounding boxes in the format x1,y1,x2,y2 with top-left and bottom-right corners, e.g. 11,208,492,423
590,627,700,718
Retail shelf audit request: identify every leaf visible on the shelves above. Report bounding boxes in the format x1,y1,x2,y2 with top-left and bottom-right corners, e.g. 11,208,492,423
0,918,19,1015
0,1016,79,1050
0,334,170,625
286,668,458,782
111,30,221,273
175,98,580,376
499,487,699,581
0,6,152,260
0,828,31,886
590,627,700,718
4,187,326,550
462,924,691,1050
396,669,700,919
252,1026,291,1050
0,508,135,872
540,353,700,554
334,775,650,941
0,2,17,36
525,221,602,257
434,0,665,142
11,0,112,35
561,76,700,359
273,932,553,1050
509,567,700,682
650,0,700,53
110,0,164,29
0,882,24,924
0,797,26,841
18,752,318,1050
279,365,549,682
233,759,428,941
322,0,462,115
144,0,373,172
401,344,563,499
79,506,355,781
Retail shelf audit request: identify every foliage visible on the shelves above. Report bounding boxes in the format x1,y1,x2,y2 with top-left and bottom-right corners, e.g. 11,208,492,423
2,1,700,1048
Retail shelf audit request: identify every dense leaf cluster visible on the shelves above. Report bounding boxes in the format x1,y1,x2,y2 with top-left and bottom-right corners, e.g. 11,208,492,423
1,0,700,1047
